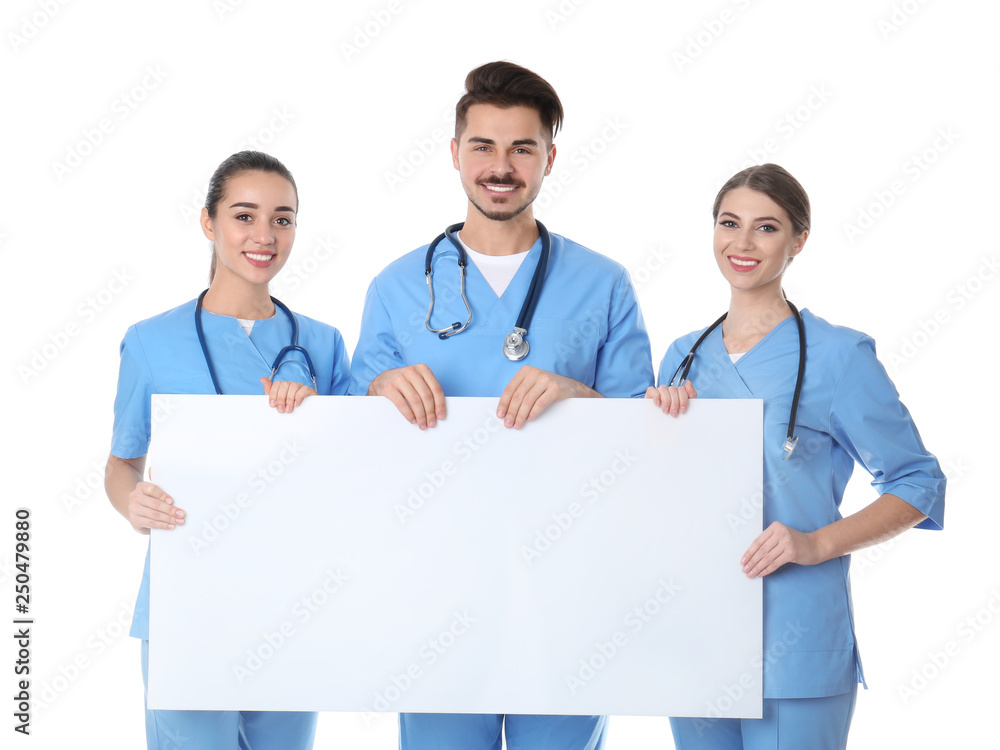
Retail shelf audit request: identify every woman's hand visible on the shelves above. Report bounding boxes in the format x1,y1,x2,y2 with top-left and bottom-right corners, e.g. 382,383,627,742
127,481,184,535
742,495,928,577
261,377,316,414
741,521,823,577
644,382,697,417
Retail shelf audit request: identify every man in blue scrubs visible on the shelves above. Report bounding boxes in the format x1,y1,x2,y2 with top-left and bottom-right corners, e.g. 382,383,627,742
351,61,654,749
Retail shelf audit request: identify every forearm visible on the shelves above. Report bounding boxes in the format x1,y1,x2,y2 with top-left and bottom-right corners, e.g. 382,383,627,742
811,493,927,563
105,453,144,522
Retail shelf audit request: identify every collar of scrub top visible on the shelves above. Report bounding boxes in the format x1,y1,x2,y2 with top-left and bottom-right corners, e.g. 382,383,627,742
423,220,551,361
670,300,806,460
194,289,317,395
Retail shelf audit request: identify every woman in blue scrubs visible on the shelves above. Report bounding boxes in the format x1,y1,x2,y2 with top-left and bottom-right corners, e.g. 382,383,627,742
104,151,351,748
648,163,945,749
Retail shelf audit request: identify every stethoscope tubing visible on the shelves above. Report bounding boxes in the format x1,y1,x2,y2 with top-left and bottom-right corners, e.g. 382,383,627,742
424,220,551,359
195,289,318,395
424,223,471,339
671,301,806,460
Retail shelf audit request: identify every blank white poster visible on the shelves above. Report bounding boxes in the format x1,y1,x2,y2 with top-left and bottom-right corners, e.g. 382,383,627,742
147,395,762,718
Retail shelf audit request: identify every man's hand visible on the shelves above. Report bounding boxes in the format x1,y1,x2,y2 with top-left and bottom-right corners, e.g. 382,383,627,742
496,366,597,429
369,364,447,429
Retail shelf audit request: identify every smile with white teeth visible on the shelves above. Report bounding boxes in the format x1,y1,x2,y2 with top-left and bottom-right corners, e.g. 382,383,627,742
245,252,275,261
483,184,517,192
730,257,760,267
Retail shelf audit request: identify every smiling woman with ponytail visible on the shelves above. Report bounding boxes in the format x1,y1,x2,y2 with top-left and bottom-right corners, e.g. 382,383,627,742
104,150,350,749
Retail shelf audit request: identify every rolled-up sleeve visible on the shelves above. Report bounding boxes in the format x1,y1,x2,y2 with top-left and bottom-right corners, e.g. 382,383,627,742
829,336,946,530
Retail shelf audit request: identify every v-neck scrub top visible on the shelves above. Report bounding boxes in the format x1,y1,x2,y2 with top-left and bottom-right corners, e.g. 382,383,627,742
111,298,352,639
657,309,946,699
350,231,654,397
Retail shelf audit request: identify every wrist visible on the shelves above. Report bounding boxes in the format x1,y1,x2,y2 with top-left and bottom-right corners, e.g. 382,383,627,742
807,528,836,565
570,378,598,398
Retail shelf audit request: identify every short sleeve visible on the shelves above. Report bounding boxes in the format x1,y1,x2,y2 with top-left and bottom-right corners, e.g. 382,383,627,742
328,329,353,396
829,336,945,529
592,269,654,398
350,278,403,395
111,327,154,459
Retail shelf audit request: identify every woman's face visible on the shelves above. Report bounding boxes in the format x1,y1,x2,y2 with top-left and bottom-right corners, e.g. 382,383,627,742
713,187,807,296
201,170,297,289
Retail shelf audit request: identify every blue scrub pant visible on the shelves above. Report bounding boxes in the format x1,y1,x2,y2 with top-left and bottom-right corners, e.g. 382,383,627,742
669,685,857,750
399,712,607,749
141,640,317,749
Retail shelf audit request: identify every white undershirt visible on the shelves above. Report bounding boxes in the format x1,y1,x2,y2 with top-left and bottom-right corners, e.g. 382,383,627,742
729,352,745,364
236,309,276,337
456,232,529,297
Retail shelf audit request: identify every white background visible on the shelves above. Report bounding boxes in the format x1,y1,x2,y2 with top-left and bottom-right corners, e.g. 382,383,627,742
1,0,996,748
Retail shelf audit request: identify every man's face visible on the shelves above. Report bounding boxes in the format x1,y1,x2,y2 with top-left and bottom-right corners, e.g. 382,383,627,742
451,103,556,222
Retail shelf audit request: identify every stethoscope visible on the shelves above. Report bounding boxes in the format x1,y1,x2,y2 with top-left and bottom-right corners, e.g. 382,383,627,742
670,300,806,460
195,289,317,395
424,220,551,362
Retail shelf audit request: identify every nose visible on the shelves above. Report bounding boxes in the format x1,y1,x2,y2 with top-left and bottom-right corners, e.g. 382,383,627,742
734,225,756,252
489,151,513,177
252,221,275,246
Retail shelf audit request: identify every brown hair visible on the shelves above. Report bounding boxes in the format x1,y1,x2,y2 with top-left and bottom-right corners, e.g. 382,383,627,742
455,61,564,142
205,151,298,284
713,163,810,237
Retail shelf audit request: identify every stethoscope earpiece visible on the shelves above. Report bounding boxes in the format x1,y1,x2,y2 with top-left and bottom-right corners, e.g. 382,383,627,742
438,322,463,340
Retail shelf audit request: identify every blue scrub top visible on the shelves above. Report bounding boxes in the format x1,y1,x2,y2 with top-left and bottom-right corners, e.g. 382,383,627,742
111,298,352,639
657,309,945,699
351,231,654,398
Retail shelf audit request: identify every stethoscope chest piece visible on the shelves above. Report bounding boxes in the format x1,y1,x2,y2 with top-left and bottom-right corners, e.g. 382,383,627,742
782,435,799,460
503,327,530,361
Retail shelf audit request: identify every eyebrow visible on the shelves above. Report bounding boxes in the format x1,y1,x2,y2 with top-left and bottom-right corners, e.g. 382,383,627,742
466,137,540,147
229,202,296,213
719,211,782,223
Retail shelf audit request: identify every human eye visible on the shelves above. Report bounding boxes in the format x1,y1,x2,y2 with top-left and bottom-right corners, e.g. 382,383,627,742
758,223,777,233
274,216,292,226
719,219,737,228
235,213,253,222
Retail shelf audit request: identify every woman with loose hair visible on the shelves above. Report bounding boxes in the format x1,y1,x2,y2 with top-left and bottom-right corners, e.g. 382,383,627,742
648,163,945,749
105,150,350,748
